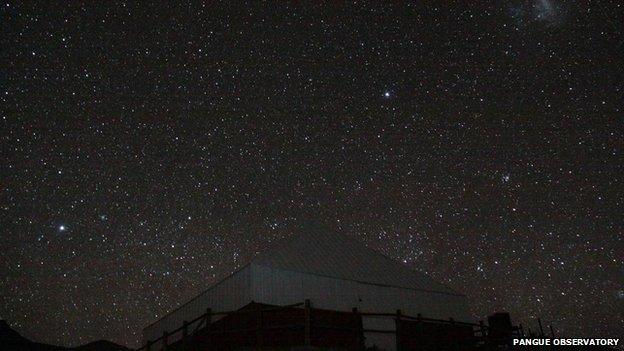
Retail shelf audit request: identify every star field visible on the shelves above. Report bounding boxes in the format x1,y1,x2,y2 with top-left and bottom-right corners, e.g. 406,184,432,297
1,1,623,348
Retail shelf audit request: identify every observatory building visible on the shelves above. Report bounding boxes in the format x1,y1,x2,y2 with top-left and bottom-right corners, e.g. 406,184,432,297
142,225,472,350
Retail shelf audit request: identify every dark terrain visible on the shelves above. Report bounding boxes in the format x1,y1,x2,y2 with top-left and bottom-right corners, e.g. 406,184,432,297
0,320,129,351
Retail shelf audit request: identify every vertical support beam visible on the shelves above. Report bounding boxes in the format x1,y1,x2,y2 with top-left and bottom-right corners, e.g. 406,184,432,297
182,320,188,351
205,307,212,342
304,299,311,347
352,307,363,349
416,313,423,341
257,309,263,346
479,320,486,346
162,331,168,350
449,317,458,351
395,309,402,351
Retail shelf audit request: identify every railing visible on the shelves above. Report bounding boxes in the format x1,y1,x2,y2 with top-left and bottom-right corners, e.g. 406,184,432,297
138,301,305,350
138,300,527,351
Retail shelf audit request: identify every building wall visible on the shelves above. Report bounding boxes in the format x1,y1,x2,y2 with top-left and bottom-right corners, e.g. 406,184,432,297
143,263,472,351
249,264,471,320
142,265,252,350
249,264,473,351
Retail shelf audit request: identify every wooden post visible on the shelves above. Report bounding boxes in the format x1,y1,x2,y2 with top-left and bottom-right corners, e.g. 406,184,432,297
304,299,311,346
162,331,168,350
352,307,363,349
449,318,458,351
537,318,544,337
205,307,212,339
417,313,423,341
257,309,263,346
396,309,402,351
479,320,486,346
182,320,188,350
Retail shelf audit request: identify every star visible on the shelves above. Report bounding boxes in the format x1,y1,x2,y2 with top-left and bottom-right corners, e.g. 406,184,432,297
1,2,619,348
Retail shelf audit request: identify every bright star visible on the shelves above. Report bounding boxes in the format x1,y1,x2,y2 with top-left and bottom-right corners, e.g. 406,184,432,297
58,225,66,231
383,91,391,98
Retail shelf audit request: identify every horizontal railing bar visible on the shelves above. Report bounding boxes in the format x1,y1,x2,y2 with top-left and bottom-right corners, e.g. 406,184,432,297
362,328,396,334
139,303,506,350
139,302,306,349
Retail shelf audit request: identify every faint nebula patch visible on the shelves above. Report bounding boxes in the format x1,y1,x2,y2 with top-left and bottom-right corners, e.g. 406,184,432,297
509,0,565,27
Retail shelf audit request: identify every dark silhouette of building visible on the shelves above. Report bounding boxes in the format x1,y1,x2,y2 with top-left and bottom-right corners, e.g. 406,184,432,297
142,224,472,350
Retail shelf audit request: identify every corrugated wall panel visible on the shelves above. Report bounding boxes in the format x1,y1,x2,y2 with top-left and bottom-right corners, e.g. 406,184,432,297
250,264,471,321
142,266,252,350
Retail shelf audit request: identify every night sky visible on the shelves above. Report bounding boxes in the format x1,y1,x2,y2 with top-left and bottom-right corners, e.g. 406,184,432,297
1,1,623,348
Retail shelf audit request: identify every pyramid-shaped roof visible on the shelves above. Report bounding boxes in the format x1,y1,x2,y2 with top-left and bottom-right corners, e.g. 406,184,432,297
253,224,463,296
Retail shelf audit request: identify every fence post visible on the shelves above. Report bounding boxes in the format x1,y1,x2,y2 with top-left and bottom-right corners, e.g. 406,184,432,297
396,309,402,351
449,317,458,351
205,307,212,340
352,307,363,349
182,320,188,350
479,320,486,346
417,313,423,341
304,299,311,347
257,309,263,346
162,331,168,350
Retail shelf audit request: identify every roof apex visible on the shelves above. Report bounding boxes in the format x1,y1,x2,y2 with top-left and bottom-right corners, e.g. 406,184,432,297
252,222,462,296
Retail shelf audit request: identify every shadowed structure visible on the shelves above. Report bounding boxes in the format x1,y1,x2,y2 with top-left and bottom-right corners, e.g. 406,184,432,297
143,224,471,350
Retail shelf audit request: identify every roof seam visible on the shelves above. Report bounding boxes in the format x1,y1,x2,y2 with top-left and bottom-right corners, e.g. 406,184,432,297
142,263,251,331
